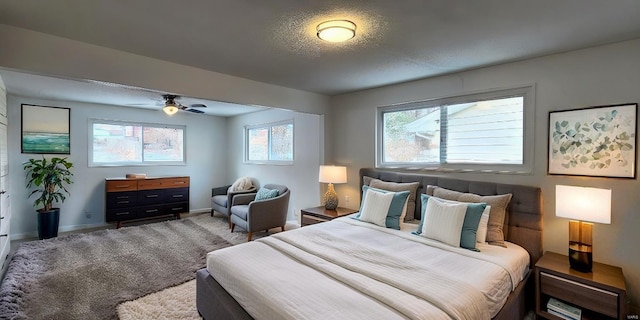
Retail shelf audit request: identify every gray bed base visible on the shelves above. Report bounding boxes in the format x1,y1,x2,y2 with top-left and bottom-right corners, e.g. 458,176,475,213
197,168,543,320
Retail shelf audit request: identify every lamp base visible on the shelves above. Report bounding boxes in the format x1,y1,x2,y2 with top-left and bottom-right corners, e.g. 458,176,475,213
569,244,593,272
323,183,339,210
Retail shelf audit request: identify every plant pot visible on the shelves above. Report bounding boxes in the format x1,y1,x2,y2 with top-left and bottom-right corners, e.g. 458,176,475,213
37,208,60,240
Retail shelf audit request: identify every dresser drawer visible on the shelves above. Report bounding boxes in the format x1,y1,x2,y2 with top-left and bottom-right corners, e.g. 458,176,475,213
160,177,190,189
106,191,138,208
106,180,138,192
138,204,166,219
138,189,166,205
165,202,189,215
106,207,139,222
137,179,164,190
540,272,618,317
165,187,189,203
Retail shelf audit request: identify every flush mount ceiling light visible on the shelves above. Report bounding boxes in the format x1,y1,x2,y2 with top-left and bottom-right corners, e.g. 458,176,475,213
317,20,356,42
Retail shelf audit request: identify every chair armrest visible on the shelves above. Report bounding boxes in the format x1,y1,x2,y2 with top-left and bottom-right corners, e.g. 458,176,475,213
212,185,231,197
246,191,290,231
232,193,256,206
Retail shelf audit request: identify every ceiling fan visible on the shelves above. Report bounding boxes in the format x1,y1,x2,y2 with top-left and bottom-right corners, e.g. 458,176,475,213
161,94,207,115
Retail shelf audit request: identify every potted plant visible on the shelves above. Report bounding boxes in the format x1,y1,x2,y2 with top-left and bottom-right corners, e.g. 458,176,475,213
23,156,73,239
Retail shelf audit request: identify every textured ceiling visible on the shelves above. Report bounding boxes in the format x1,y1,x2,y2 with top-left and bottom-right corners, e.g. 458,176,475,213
1,0,640,112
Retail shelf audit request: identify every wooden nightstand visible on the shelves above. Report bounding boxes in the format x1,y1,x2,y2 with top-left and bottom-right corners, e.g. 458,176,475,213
300,206,357,226
535,251,627,320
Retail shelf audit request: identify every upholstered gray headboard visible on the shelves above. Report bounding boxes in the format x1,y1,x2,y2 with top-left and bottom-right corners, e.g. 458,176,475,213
359,168,543,265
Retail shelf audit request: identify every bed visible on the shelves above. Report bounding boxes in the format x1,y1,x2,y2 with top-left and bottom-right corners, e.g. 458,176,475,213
196,168,543,319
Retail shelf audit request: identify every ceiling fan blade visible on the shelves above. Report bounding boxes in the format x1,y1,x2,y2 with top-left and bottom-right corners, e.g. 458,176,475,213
189,103,207,108
185,108,205,114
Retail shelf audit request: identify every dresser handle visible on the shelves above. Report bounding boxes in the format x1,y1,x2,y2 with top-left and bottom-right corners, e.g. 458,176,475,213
145,209,159,213
116,201,130,204
115,211,130,216
146,195,159,198
171,207,183,211
172,195,183,198
116,185,131,188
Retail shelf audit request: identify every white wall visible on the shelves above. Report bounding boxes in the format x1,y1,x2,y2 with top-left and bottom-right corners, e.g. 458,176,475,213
330,39,640,308
227,109,324,223
8,95,228,239
0,24,330,115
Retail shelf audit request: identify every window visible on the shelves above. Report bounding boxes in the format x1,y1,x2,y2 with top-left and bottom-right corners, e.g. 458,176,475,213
377,86,534,173
90,120,186,166
245,120,294,164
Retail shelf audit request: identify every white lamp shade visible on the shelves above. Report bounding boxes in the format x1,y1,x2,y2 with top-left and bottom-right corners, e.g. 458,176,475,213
555,185,611,224
318,165,347,184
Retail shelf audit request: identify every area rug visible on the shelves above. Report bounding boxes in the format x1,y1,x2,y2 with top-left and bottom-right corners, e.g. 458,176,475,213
0,213,248,320
117,279,200,320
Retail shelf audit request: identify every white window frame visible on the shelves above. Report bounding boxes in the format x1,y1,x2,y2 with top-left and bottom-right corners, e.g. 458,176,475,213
244,119,294,165
376,85,535,174
89,119,187,167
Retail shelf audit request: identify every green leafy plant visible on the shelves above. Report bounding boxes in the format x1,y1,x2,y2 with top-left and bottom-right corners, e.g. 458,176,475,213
23,157,74,212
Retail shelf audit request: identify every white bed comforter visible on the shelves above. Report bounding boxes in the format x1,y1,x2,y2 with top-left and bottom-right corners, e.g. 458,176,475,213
206,218,529,320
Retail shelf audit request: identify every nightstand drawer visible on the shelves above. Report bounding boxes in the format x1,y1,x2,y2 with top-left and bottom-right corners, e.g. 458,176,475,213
302,215,327,226
540,272,618,317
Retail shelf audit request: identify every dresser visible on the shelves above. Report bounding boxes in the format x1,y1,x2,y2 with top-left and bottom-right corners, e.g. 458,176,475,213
105,176,190,228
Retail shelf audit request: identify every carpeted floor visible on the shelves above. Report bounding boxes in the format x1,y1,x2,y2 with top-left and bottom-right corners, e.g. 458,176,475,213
0,213,258,320
117,279,200,320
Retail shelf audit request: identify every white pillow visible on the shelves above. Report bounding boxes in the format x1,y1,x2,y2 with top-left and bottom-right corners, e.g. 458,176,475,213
421,197,467,247
476,205,491,243
398,198,409,222
359,189,394,227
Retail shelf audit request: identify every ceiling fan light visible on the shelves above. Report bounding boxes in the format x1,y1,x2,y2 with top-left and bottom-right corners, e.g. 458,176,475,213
317,20,356,42
163,104,179,115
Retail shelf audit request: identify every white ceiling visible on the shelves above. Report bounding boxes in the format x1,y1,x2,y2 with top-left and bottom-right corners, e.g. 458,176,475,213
1,0,640,115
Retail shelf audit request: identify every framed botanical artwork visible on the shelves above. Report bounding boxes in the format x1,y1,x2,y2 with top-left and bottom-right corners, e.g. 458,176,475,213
21,104,71,154
548,103,637,178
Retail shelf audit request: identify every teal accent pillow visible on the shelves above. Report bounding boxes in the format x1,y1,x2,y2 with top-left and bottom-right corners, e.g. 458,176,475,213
255,187,279,201
413,194,486,251
353,185,410,230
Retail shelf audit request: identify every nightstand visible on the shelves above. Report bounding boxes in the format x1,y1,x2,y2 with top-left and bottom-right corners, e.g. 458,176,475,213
300,206,357,226
535,251,627,320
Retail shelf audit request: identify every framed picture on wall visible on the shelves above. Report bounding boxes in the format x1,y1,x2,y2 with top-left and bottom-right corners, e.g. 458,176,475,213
21,104,71,154
548,103,637,178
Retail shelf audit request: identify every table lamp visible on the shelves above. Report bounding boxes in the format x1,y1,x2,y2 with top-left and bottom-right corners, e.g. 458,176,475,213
555,185,611,272
318,165,347,210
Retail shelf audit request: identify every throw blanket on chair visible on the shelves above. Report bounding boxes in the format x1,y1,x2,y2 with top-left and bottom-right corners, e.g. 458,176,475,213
229,177,254,192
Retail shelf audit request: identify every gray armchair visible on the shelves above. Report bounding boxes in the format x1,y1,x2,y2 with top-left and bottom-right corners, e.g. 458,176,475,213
211,184,257,228
230,184,290,241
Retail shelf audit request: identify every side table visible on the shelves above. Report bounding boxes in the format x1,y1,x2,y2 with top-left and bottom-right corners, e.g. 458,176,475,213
535,251,627,320
300,206,357,226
